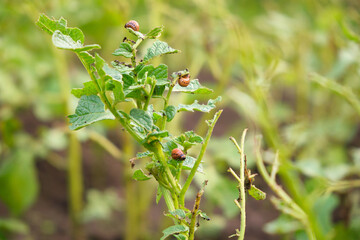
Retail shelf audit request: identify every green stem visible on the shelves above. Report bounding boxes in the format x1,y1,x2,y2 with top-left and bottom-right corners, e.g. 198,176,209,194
68,133,84,240
176,162,183,181
152,141,180,195
162,187,176,212
229,128,248,240
131,38,143,68
179,110,222,206
143,80,156,111
160,84,175,130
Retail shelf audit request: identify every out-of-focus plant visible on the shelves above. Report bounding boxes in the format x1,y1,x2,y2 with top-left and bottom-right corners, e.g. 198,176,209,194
37,14,222,239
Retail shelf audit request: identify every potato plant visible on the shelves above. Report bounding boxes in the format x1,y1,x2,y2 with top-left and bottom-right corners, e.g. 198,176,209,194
36,14,222,240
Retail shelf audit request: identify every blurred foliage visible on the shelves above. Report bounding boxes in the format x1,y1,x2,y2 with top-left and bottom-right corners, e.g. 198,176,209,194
1,0,360,239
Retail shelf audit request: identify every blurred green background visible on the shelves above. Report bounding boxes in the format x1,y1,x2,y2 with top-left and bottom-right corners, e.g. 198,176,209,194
1,0,360,239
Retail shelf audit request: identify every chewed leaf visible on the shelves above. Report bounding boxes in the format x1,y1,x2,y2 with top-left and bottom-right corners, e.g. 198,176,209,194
248,185,266,200
160,225,189,240
177,96,221,112
173,79,213,94
143,40,179,62
36,14,84,43
68,95,114,130
71,81,98,98
52,30,100,52
112,42,133,58
132,169,151,181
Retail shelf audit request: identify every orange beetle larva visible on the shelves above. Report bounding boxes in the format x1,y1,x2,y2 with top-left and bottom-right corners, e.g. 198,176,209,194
125,20,140,31
171,148,186,161
178,74,191,87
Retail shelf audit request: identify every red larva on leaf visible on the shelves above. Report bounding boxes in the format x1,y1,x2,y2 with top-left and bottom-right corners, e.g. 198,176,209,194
178,74,191,87
125,20,140,31
171,148,186,161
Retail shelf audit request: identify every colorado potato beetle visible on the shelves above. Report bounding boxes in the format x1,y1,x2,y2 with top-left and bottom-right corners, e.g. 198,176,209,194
178,74,191,87
125,20,139,31
171,148,186,161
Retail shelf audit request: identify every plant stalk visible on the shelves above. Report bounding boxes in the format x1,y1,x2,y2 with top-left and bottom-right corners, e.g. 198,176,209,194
229,128,248,240
179,110,222,206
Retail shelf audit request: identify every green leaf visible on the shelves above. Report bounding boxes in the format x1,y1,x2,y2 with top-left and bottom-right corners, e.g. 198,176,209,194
132,169,151,181
162,140,178,155
175,131,203,150
126,27,145,39
52,30,100,52
130,108,153,131
68,95,115,130
95,53,106,78
199,211,211,221
146,26,164,39
169,209,186,219
106,80,125,104
36,14,84,43
112,42,133,58
137,64,168,84
165,105,176,122
156,185,165,204
71,81,98,98
173,79,213,94
160,225,189,240
0,152,38,216
178,96,221,113
122,74,136,88
125,88,146,101
78,52,95,66
143,131,169,144
103,65,125,104
147,105,163,123
143,40,179,62
248,185,266,200
153,85,166,97
111,61,134,75
185,131,203,143
182,156,204,173
174,235,187,240
136,151,153,159
103,64,122,81
0,218,29,234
